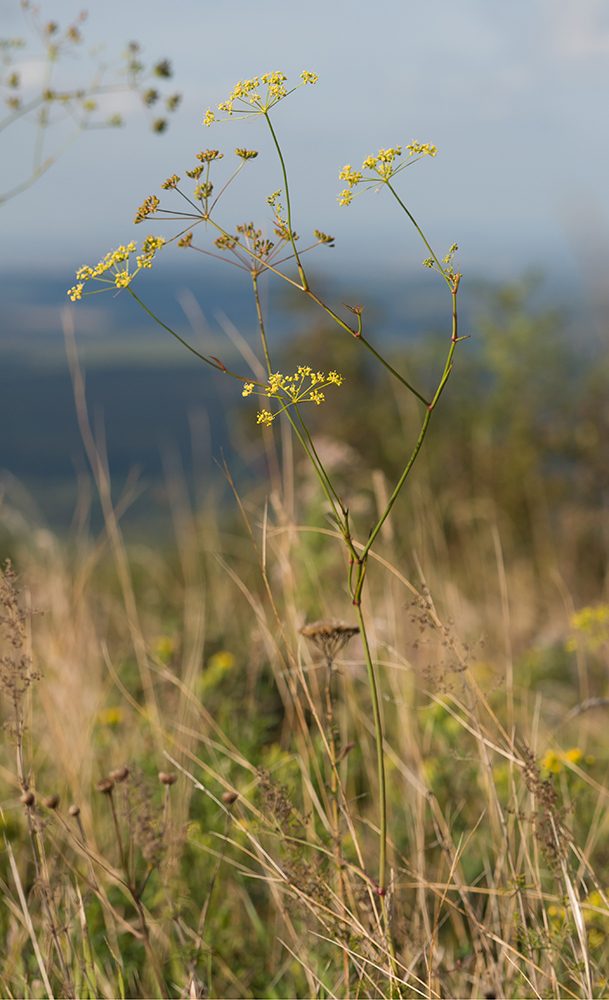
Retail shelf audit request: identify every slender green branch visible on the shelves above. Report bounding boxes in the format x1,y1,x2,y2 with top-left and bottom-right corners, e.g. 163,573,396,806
126,288,265,386
359,410,432,571
285,407,342,525
385,180,452,288
264,111,308,289
354,602,387,894
252,272,272,374
126,289,218,365
294,405,344,512
359,334,430,406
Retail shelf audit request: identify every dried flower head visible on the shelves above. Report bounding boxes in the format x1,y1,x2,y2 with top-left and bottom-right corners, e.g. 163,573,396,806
109,766,129,782
42,794,60,810
222,790,238,805
95,778,114,795
300,619,360,662
68,804,80,817
20,791,35,806
158,771,177,785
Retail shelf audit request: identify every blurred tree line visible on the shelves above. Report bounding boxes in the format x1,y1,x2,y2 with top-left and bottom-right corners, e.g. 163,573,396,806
276,273,609,600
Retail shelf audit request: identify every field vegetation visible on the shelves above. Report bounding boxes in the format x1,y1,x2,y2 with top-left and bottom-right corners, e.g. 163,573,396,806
1,68,609,1000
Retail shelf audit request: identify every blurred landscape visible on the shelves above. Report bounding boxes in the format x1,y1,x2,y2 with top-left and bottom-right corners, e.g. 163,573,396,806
0,259,596,539
3,2,609,993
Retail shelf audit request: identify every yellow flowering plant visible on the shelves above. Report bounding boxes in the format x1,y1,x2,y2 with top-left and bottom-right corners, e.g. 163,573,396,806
69,70,465,982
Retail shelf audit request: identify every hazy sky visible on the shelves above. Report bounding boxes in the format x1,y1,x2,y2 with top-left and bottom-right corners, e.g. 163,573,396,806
2,0,609,285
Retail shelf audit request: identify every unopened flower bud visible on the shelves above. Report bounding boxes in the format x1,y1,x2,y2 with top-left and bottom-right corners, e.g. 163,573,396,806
20,791,35,806
68,804,80,817
42,794,60,810
96,778,114,794
222,790,238,805
158,771,177,785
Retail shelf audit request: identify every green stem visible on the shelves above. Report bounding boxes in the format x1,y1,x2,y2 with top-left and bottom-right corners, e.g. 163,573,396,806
358,333,430,406
285,408,342,525
357,280,459,567
359,410,431,572
354,601,387,893
385,181,451,288
264,112,308,289
126,289,217,365
251,272,272,374
294,405,343,511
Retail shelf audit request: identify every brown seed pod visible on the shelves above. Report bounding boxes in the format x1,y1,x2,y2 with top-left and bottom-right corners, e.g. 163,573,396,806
68,804,80,817
20,791,35,806
95,778,114,794
109,766,129,782
222,790,238,805
42,794,60,810
158,771,177,786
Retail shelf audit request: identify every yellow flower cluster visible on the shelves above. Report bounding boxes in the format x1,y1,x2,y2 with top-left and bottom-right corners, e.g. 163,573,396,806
338,142,438,205
242,366,343,425
204,70,317,126
67,236,165,301
540,747,595,775
566,603,609,653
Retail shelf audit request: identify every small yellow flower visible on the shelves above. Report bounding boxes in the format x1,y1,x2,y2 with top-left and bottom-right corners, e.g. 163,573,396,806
205,70,317,125
68,237,165,300
243,366,343,424
339,141,437,205
540,750,562,774
566,747,583,765
98,706,124,727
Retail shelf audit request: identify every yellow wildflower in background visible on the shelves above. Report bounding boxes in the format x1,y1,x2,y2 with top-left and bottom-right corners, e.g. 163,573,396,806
566,603,609,653
98,706,124,727
199,650,236,693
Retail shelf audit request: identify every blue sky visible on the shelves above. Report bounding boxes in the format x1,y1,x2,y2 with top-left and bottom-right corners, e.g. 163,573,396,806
2,0,609,286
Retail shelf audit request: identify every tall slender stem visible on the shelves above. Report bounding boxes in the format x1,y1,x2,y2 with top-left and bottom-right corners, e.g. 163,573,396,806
354,603,387,893
252,273,272,374
264,112,308,289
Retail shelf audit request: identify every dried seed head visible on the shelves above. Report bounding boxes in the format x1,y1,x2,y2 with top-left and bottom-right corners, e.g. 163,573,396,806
222,790,238,805
20,791,35,806
68,804,80,817
42,794,60,810
158,771,177,786
95,778,114,794
300,619,359,661
109,766,129,783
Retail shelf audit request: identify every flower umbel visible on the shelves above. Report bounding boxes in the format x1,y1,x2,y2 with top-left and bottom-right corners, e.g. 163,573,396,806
68,236,165,300
338,142,437,205
204,70,317,126
242,366,343,424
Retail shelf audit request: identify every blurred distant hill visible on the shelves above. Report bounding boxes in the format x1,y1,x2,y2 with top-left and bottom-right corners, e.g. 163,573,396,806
0,263,586,536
